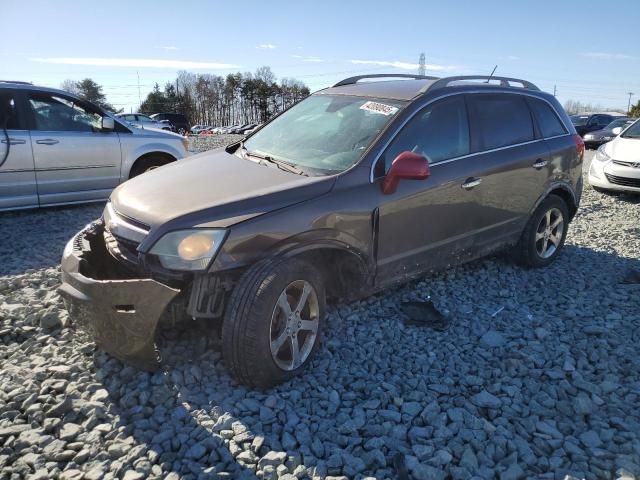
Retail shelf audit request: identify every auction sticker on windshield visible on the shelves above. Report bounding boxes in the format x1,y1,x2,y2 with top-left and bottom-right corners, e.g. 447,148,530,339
360,101,399,116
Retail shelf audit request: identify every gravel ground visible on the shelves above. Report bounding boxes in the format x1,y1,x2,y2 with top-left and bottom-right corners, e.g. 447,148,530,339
1,149,639,480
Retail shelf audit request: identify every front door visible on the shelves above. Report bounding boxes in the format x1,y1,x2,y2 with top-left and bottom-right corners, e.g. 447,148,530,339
26,91,122,206
0,90,37,210
375,95,480,284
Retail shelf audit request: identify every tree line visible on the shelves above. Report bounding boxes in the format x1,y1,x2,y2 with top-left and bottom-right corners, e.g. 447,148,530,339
139,67,310,126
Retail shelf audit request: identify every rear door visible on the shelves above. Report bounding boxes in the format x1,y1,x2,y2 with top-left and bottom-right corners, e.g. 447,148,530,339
464,93,552,251
26,91,122,205
0,89,37,210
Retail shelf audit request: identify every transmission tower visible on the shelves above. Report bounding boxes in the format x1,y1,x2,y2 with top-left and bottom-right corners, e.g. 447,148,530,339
418,53,426,76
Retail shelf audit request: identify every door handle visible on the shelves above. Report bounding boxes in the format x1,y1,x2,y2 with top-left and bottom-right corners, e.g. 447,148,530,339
461,178,482,190
36,139,59,145
532,159,548,169
1,138,26,145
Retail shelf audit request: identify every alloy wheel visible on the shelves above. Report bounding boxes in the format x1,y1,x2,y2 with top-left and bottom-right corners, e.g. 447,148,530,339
269,280,319,371
535,207,564,259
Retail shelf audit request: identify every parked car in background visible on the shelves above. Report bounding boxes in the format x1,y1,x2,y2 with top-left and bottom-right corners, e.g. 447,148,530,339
570,113,623,137
589,118,640,193
59,74,583,387
117,113,170,130
236,123,258,134
190,125,210,134
0,82,189,211
150,113,190,134
243,123,262,135
229,123,251,134
583,117,634,149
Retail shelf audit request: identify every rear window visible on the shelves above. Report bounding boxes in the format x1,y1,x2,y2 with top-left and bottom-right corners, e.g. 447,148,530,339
468,94,534,150
528,98,567,138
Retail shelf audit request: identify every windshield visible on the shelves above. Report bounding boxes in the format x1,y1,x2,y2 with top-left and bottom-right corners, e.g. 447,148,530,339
605,118,630,130
570,115,589,127
621,119,640,139
242,94,405,174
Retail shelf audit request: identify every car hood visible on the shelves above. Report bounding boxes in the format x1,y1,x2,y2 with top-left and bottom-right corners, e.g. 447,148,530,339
604,137,640,161
110,149,335,231
129,125,184,139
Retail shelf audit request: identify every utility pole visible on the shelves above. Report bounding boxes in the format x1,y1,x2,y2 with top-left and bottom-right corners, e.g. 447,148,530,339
553,85,557,97
627,92,634,114
418,53,426,76
136,71,141,110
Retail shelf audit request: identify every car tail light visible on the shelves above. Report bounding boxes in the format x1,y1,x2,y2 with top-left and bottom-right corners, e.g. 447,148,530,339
573,134,585,162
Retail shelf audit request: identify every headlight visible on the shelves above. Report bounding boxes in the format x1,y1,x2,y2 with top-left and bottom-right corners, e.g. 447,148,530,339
602,136,611,141
583,134,593,140
594,146,611,163
149,229,227,270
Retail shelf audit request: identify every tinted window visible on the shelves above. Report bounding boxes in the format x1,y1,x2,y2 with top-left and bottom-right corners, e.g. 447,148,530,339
528,98,567,138
598,115,612,126
28,93,103,132
381,96,469,173
0,92,21,129
469,94,534,150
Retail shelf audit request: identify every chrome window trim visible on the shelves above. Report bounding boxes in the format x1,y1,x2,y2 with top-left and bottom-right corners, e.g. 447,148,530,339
369,89,572,183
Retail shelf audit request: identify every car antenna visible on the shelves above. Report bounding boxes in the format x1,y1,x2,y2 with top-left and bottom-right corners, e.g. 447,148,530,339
485,65,498,83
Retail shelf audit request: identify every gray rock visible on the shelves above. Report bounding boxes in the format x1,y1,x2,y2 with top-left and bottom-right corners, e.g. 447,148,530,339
579,430,602,448
258,451,287,469
500,463,525,480
481,330,506,347
472,390,502,409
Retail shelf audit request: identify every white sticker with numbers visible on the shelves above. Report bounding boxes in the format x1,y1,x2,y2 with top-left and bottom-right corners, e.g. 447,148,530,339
359,101,399,116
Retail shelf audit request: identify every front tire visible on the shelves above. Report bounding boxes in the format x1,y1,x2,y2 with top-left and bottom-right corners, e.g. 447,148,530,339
513,194,569,268
222,257,325,388
129,154,174,178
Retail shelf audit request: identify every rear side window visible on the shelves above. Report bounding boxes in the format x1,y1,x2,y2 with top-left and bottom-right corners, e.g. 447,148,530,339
0,92,21,129
381,95,470,172
528,98,567,138
468,94,534,150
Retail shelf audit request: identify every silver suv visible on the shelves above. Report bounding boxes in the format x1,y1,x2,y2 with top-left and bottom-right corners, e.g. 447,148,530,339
0,81,189,211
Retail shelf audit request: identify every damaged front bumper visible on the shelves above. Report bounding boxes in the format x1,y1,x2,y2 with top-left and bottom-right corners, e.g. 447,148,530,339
59,221,180,370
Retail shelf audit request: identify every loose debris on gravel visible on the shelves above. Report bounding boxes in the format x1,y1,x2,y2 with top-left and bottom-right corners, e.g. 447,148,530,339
1,150,639,479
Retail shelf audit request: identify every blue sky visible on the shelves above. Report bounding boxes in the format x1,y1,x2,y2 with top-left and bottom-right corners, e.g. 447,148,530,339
2,0,639,112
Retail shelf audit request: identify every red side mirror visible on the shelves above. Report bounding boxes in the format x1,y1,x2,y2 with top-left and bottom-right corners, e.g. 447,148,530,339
382,151,431,194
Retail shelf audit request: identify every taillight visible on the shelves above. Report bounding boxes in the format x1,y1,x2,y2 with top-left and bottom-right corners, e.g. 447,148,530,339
573,134,585,162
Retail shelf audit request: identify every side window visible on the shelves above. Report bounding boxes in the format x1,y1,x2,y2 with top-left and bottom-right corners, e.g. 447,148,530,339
137,115,154,123
28,93,103,132
468,94,534,150
381,96,470,173
527,98,567,138
0,92,21,130
122,114,136,122
599,115,612,127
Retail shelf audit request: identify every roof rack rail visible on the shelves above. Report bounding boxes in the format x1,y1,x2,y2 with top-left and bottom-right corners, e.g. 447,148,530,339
420,75,539,94
0,80,33,85
333,74,439,88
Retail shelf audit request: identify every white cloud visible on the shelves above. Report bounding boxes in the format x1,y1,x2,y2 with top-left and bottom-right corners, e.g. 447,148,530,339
292,55,323,62
29,57,238,69
350,59,456,71
257,44,276,50
505,55,520,61
160,46,178,50
581,52,633,60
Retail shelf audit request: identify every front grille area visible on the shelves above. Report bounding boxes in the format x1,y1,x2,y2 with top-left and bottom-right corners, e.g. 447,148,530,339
612,160,640,168
104,228,141,266
605,173,640,189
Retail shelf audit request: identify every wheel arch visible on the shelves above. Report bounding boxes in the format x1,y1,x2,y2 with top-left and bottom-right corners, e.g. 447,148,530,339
129,151,177,179
532,182,578,220
278,241,374,302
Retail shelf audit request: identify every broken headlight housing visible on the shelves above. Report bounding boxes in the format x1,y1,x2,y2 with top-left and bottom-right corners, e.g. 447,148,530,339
594,146,611,163
149,229,227,271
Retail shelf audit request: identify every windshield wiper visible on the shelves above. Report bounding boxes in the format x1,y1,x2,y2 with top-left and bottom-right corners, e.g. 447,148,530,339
243,147,306,175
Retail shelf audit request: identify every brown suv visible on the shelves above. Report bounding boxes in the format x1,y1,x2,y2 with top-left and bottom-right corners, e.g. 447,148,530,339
59,74,585,388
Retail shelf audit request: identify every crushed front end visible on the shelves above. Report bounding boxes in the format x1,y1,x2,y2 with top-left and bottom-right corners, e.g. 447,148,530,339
59,221,181,370
59,206,234,370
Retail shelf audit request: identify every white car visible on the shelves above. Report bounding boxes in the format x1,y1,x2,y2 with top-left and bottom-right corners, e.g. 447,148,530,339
589,118,640,193
0,82,190,211
117,113,170,131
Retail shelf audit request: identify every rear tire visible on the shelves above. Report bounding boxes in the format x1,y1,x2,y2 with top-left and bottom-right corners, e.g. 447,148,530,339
222,257,325,388
513,194,569,268
129,154,174,178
